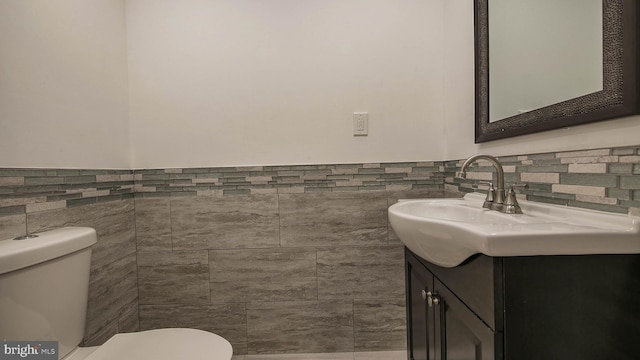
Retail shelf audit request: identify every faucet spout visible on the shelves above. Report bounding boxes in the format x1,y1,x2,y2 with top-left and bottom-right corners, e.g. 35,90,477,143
456,154,506,206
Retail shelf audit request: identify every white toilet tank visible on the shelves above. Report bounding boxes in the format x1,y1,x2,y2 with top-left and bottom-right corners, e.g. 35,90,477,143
0,227,97,359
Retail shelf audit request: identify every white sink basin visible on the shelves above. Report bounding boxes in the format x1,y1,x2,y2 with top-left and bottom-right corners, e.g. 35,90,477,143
389,193,640,267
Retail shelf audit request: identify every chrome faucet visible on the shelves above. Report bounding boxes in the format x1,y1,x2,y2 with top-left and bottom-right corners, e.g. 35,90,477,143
456,154,524,214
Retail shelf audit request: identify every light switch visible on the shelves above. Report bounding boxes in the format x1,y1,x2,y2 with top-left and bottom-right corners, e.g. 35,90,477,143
353,112,368,136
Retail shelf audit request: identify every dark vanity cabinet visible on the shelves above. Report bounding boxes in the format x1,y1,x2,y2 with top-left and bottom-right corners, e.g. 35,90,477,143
405,248,640,360
406,249,500,360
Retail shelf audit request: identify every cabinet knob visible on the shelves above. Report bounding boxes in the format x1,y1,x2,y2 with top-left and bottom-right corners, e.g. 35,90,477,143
421,289,427,300
426,291,441,307
432,295,440,306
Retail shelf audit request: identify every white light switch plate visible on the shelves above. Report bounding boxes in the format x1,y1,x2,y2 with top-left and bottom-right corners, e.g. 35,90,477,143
353,112,368,136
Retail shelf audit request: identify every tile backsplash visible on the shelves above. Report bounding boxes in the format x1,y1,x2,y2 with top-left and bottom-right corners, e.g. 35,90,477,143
0,145,639,354
445,146,640,215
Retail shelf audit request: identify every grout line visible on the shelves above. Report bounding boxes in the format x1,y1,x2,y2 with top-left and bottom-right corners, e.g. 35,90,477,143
132,195,141,331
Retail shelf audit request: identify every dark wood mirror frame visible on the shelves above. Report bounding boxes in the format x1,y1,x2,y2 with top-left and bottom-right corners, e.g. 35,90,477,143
475,0,640,143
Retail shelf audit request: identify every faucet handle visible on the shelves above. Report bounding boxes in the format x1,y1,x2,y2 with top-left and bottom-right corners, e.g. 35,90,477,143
478,181,495,209
504,183,528,214
510,183,529,192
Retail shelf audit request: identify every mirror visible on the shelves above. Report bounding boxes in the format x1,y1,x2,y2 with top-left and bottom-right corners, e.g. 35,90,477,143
489,0,603,122
475,0,639,143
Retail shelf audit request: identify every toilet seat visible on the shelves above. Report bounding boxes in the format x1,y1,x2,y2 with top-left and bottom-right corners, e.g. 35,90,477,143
75,328,233,360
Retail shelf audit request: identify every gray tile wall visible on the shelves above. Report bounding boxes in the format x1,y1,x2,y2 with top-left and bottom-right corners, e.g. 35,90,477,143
26,200,138,345
0,163,441,355
135,189,438,355
131,163,442,355
1,146,638,355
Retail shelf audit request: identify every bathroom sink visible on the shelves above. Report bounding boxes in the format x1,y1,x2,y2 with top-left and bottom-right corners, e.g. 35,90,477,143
389,193,640,267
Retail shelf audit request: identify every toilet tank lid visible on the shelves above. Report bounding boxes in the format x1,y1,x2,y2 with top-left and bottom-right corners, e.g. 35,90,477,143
0,227,97,275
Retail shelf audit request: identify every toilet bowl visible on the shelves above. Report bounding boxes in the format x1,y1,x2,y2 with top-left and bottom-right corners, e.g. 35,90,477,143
0,227,233,360
62,328,232,360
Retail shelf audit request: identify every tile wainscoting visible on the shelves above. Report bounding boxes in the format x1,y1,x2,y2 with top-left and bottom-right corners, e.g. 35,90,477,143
0,169,137,345
0,145,638,354
134,190,434,354
131,162,444,354
0,163,443,355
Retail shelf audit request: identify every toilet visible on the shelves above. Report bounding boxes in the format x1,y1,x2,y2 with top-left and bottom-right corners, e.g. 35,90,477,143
0,227,233,360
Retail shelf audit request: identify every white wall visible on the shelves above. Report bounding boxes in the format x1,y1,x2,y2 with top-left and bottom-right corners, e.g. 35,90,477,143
127,0,446,168
2,0,638,170
443,0,640,161
442,0,475,158
0,0,131,169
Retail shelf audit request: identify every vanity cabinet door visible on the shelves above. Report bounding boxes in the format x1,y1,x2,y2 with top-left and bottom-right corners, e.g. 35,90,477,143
434,279,497,360
406,253,436,360
406,249,500,360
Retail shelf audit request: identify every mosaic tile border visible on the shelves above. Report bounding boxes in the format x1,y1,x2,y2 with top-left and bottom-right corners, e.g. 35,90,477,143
0,169,134,216
444,146,640,215
0,162,444,218
1,145,639,217
133,162,444,197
